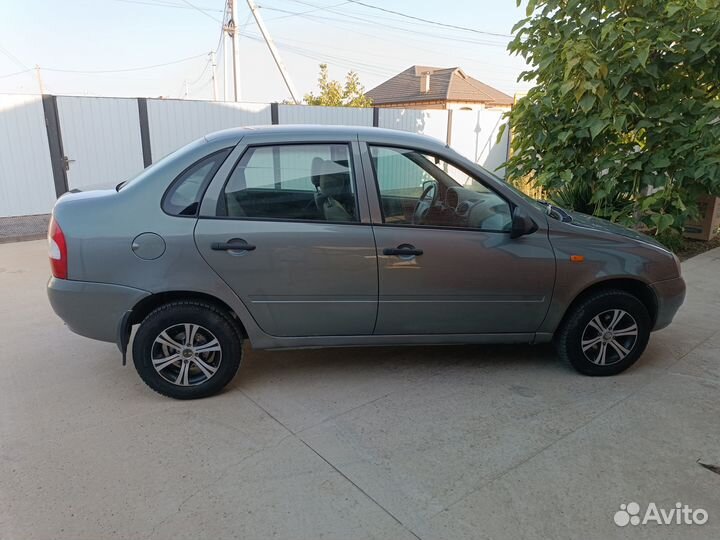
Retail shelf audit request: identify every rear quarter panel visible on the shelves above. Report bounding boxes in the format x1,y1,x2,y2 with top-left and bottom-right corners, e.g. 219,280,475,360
51,134,268,342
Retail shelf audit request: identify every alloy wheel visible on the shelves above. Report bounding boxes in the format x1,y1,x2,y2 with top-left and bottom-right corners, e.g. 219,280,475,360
581,309,639,366
151,323,222,386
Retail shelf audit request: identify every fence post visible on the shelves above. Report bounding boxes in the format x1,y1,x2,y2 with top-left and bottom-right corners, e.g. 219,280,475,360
137,98,152,167
446,109,453,146
372,107,379,127
41,95,69,197
271,102,279,125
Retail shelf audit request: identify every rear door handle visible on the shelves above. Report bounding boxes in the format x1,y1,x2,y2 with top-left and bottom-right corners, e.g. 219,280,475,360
383,247,423,256
211,239,256,251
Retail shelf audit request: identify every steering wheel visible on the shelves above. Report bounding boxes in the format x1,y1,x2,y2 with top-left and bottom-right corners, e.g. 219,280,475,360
412,181,439,225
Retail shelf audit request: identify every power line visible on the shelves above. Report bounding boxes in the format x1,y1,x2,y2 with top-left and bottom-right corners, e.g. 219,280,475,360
315,2,508,45
41,52,208,74
261,31,518,76
177,0,223,22
188,56,212,85
265,7,506,69
263,0,349,21
0,68,32,79
276,27,521,74
244,33,395,77
259,4,508,47
250,2,525,90
105,0,224,12
214,1,228,52
250,31,521,85
0,44,29,71
251,5,522,84
343,0,512,38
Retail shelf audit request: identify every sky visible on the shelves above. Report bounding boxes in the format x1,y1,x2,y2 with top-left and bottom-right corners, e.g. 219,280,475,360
0,0,533,103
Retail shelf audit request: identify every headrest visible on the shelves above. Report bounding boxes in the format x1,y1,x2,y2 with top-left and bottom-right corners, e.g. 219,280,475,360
311,158,349,195
319,171,348,197
311,157,324,188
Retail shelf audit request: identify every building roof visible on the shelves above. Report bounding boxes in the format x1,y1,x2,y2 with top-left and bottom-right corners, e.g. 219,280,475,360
366,66,513,107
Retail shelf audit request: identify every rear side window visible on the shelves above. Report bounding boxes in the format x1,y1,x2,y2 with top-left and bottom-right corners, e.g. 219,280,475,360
162,148,231,216
219,144,358,223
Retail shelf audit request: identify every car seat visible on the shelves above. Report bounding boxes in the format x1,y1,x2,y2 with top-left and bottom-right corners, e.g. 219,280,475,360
311,158,354,221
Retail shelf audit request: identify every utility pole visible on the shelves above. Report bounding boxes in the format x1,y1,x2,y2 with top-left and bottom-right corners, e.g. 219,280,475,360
225,0,241,102
246,0,300,104
210,51,218,101
35,64,44,95
223,45,227,101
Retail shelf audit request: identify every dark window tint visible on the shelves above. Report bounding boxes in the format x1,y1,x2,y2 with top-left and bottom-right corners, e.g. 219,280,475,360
221,144,358,223
163,149,230,216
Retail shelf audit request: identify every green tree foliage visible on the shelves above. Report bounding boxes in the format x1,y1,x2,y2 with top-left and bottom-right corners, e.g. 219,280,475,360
504,0,720,245
304,64,373,107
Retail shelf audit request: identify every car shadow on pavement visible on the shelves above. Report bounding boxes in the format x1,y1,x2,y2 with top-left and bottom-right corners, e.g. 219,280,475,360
228,342,561,392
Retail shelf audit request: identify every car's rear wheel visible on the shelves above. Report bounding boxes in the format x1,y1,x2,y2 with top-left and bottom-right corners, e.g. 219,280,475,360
555,289,651,376
132,301,242,399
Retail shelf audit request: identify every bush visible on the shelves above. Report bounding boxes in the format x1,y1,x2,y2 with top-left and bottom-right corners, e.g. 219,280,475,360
503,0,720,244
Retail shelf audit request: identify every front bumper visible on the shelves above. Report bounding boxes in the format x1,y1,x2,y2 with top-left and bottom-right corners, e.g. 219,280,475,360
651,276,686,331
47,277,149,343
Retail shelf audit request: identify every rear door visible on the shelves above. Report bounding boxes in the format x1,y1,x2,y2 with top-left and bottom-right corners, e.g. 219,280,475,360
195,137,378,337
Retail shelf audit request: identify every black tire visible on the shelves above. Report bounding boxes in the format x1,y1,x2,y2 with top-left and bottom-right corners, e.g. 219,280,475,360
555,289,651,376
132,301,242,399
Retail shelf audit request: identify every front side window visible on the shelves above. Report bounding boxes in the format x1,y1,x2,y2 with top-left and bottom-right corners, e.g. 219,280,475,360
369,146,512,232
163,148,230,216
220,144,358,223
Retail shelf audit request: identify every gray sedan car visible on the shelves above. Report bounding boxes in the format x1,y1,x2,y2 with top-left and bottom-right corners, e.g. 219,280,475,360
47,125,686,399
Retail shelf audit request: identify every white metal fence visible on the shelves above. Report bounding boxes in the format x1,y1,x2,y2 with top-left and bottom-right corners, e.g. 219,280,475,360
0,94,509,219
147,99,272,161
0,95,56,217
56,96,146,191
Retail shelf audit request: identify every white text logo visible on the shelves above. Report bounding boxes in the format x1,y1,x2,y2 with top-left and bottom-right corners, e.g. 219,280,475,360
614,502,708,527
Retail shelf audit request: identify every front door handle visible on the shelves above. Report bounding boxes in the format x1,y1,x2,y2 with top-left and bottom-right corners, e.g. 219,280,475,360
383,246,423,257
211,238,256,251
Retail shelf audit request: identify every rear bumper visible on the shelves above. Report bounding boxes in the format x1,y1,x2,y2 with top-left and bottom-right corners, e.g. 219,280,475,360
47,277,149,343
651,276,686,331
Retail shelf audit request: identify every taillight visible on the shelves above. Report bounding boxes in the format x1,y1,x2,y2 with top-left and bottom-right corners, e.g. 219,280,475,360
48,216,68,279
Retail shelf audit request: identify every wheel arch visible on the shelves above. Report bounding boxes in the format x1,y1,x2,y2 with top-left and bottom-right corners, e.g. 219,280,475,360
557,278,658,334
127,291,248,337
117,290,249,364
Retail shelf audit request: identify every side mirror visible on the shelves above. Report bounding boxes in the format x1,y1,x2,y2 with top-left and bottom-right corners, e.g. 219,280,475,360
510,206,538,239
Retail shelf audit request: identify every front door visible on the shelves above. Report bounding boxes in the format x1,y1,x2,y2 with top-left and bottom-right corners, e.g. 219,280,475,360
195,142,378,337
365,145,555,335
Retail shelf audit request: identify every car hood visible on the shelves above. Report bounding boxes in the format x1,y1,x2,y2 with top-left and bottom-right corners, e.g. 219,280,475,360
568,211,668,250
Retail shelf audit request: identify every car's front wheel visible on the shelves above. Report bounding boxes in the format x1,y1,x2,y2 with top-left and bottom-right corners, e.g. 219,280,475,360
132,301,242,399
555,289,651,376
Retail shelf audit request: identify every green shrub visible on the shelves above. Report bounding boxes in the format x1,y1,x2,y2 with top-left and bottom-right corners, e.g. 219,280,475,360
503,0,720,240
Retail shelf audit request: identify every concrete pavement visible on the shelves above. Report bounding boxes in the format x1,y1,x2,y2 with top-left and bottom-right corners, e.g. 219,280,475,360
1,239,719,540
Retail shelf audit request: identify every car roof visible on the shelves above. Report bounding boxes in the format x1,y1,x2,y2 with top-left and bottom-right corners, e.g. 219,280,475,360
204,124,448,148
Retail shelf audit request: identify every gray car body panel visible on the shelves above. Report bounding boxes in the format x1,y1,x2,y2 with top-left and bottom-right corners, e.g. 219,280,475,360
47,277,149,342
49,133,266,347
47,125,685,352
355,130,556,335
538,217,684,335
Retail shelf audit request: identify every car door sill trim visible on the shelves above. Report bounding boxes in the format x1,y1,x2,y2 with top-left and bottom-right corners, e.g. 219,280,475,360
254,332,538,350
